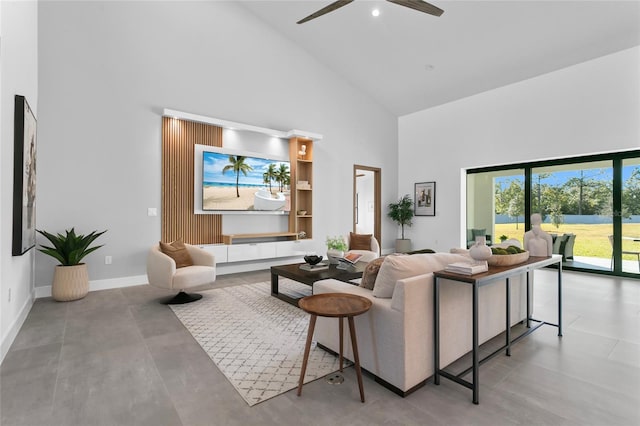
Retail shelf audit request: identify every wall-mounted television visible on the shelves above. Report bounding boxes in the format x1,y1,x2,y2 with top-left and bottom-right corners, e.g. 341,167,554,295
195,145,291,214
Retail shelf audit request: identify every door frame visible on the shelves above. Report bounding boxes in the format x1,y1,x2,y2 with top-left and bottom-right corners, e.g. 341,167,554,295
353,164,381,246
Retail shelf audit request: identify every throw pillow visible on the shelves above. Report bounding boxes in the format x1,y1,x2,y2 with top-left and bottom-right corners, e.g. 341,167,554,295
349,232,372,251
372,253,441,298
359,256,385,290
159,238,194,268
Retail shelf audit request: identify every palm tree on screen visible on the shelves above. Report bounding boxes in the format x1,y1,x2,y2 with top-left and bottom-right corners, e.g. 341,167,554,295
275,163,290,193
263,163,277,194
222,156,253,198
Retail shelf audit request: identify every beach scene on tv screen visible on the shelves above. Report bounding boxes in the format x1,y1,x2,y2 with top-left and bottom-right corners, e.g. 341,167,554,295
202,151,291,211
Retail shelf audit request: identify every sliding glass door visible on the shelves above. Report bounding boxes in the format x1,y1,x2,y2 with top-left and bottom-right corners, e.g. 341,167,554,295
531,161,613,272
466,150,640,278
620,158,640,274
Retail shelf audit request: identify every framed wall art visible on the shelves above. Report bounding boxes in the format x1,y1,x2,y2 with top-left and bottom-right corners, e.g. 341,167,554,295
12,95,37,256
415,182,435,216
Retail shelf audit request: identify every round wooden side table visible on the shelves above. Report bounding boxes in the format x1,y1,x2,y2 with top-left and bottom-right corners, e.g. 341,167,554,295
297,292,372,402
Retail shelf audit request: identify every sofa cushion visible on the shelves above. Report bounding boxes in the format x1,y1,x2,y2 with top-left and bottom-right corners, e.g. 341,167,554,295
159,238,194,268
350,232,372,251
360,256,385,290
372,254,431,298
372,252,472,298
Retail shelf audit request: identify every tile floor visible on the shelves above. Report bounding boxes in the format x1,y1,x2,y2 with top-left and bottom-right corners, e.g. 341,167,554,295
1,268,639,426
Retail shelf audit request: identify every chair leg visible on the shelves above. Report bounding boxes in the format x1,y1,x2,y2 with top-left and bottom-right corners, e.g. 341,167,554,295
161,291,202,304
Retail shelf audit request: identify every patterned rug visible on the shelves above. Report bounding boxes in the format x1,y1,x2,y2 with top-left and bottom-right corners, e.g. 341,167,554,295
169,280,343,406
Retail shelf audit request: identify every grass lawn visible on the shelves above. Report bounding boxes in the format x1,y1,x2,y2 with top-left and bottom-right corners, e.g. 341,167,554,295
494,223,640,261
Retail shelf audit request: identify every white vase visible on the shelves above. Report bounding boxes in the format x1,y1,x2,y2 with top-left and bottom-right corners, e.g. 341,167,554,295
327,249,343,264
469,236,492,262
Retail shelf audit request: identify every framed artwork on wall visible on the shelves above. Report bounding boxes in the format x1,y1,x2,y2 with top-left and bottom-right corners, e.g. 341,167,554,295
415,182,435,216
12,95,37,256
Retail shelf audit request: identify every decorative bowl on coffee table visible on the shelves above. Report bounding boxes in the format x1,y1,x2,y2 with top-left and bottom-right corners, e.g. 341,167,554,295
304,255,323,265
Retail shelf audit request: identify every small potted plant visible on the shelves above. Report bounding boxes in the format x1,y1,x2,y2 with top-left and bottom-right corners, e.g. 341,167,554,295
500,235,508,242
326,235,347,264
37,228,107,301
387,194,414,252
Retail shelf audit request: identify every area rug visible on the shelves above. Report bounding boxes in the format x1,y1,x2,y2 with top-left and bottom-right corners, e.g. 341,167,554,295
169,279,343,406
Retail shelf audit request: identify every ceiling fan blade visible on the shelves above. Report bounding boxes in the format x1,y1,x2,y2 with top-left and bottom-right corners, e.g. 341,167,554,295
386,0,444,17
297,0,355,24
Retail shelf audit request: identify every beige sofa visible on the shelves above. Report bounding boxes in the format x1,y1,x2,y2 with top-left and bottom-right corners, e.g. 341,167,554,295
313,252,529,396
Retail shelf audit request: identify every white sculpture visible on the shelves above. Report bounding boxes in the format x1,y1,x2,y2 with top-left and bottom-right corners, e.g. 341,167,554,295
524,213,553,256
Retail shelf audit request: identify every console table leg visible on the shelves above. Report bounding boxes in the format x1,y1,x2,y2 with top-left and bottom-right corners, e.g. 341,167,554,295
348,316,365,403
526,271,531,329
506,277,511,357
297,314,317,397
472,283,479,405
434,277,440,386
558,264,563,337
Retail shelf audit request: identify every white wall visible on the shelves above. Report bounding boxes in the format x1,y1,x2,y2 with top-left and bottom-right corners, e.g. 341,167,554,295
399,46,640,252
36,1,398,288
1,0,38,362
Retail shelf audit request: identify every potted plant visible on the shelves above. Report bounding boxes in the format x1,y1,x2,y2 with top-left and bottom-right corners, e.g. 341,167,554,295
388,194,414,252
326,235,347,264
37,228,107,301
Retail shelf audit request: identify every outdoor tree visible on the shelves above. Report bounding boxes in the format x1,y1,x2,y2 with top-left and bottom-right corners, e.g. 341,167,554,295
495,179,524,227
623,167,640,215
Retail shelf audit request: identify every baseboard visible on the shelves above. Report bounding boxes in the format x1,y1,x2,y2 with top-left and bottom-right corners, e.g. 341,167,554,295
1,288,35,364
35,274,148,299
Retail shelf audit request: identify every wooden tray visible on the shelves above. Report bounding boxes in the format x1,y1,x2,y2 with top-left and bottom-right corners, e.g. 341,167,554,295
487,251,530,266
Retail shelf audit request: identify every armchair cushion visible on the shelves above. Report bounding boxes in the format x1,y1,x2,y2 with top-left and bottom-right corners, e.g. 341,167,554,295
349,232,372,251
159,238,193,268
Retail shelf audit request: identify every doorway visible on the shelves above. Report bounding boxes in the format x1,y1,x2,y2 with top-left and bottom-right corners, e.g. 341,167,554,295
354,165,381,247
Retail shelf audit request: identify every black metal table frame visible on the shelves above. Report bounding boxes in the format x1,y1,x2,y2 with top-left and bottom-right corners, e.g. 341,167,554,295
433,255,562,404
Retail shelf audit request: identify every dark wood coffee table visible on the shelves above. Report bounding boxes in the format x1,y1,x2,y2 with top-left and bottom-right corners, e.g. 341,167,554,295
270,262,366,306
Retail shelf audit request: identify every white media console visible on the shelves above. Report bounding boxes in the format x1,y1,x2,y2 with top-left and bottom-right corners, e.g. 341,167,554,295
198,239,316,265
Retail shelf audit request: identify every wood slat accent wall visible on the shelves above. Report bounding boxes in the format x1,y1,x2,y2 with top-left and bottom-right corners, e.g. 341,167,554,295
161,117,223,244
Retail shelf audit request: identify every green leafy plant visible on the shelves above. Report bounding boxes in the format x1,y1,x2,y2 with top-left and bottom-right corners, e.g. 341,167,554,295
387,194,414,239
326,235,347,252
500,235,508,242
37,228,107,266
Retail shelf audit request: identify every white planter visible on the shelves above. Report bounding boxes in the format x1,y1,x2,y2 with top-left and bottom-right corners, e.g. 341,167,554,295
52,264,89,302
327,249,344,264
395,239,412,253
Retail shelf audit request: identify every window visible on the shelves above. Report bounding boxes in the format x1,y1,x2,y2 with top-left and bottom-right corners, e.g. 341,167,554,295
467,150,640,278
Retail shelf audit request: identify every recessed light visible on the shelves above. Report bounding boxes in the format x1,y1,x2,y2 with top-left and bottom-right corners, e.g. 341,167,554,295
372,9,380,17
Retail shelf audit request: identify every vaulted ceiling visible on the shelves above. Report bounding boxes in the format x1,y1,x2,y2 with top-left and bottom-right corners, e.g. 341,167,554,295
241,1,640,116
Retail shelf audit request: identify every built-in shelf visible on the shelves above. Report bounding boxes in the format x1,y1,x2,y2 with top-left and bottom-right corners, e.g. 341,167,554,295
222,232,299,245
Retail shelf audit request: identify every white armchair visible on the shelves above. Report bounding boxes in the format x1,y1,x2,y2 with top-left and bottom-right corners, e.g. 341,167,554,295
147,243,216,304
347,233,380,263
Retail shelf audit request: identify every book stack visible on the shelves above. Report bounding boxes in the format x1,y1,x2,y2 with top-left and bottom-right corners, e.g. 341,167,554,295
300,263,329,272
445,261,488,275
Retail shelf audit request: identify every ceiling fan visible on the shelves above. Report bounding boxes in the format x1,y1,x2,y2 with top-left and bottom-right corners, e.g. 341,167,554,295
297,0,444,24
